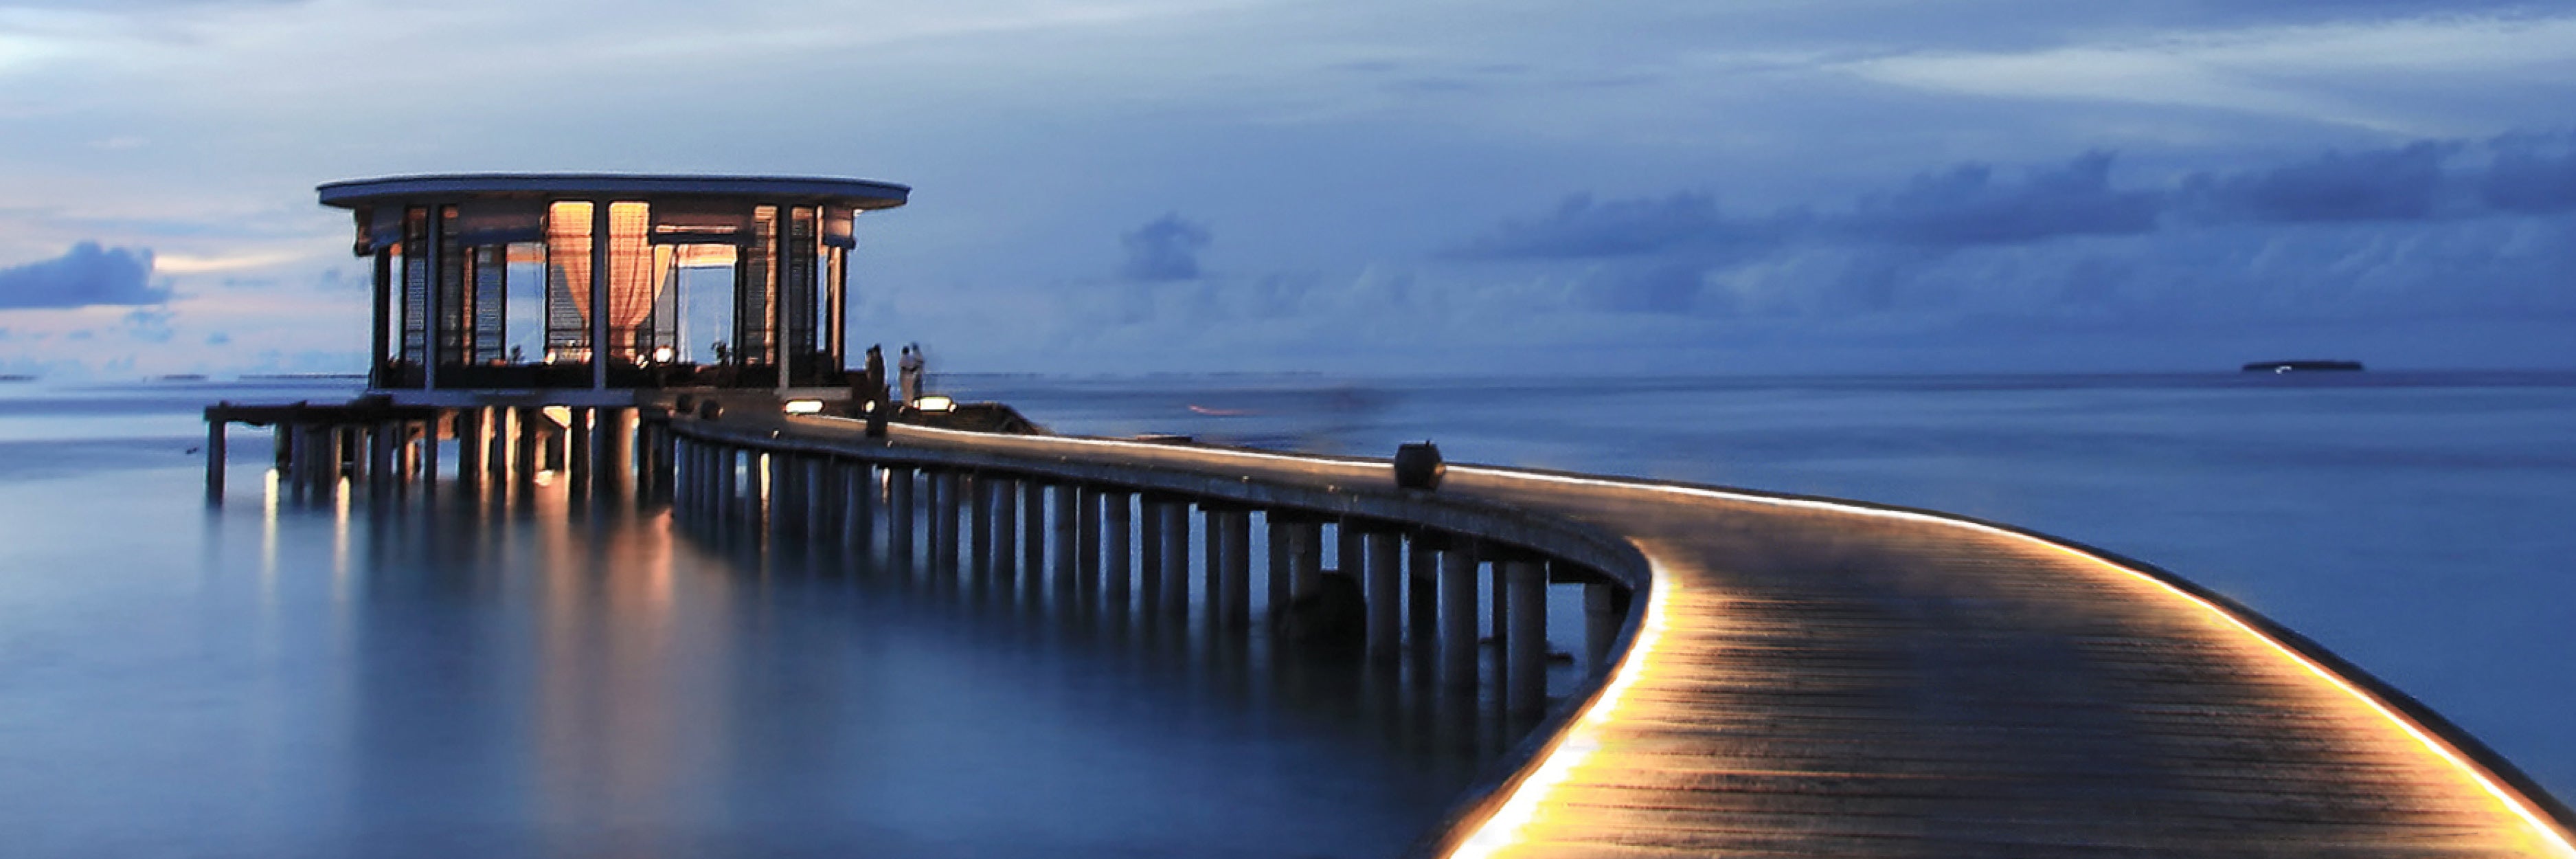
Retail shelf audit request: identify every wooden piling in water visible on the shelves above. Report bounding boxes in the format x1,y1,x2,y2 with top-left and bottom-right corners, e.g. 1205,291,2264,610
1438,541,1479,691
1504,558,1548,715
1103,490,1131,608
204,419,227,503
1366,528,1401,662
887,466,914,566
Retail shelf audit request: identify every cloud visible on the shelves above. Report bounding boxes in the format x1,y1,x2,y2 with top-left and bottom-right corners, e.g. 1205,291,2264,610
1841,14,2576,134
2184,141,2450,223
1447,192,1756,260
119,306,176,343
0,242,166,309
204,331,231,345
1838,152,2163,245
1118,213,1210,282
2480,132,2576,214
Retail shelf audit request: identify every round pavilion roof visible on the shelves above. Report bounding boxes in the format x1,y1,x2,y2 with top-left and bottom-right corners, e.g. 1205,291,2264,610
317,173,911,210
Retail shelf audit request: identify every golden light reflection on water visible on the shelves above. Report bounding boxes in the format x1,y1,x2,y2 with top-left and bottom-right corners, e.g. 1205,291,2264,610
532,489,715,842
259,467,280,606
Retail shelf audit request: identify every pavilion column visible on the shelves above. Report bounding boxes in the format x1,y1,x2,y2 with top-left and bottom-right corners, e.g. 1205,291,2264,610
773,207,793,394
1438,541,1480,691
589,201,611,391
1364,529,1401,662
369,248,392,388
1505,559,1550,715
423,209,444,391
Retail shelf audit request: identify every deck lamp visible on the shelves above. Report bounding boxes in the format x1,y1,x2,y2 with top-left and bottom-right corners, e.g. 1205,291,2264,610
914,395,956,413
782,399,825,415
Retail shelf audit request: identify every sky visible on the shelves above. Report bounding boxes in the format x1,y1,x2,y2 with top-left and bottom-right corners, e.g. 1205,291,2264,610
1,0,2571,378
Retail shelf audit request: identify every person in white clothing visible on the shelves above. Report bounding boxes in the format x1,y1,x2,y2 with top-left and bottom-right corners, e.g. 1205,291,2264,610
897,343,925,404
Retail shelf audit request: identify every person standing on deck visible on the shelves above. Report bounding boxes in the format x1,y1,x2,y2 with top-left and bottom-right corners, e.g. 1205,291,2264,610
898,343,925,404
861,344,889,437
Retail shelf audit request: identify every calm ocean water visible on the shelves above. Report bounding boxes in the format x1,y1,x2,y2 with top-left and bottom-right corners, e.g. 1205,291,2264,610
0,371,2568,856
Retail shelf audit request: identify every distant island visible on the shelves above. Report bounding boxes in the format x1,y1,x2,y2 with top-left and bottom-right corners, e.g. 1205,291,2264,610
0,374,33,382
2242,360,2364,372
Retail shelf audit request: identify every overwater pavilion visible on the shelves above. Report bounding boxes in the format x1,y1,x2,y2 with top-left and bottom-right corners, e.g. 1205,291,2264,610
319,173,911,405
203,173,912,501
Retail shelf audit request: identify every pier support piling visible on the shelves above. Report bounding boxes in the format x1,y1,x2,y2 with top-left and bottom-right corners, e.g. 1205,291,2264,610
992,476,1017,583
1160,500,1191,617
1365,529,1401,661
1223,509,1252,627
841,461,872,550
1078,486,1103,589
1504,559,1548,715
204,420,227,503
888,467,915,566
1438,542,1479,691
1139,497,1166,611
1103,491,1131,608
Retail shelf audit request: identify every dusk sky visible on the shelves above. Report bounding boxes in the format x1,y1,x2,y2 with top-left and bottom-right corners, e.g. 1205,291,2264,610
2,0,2571,378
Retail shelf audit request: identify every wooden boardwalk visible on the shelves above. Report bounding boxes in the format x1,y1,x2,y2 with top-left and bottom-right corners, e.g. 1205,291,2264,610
776,419,2574,858
1433,469,2574,858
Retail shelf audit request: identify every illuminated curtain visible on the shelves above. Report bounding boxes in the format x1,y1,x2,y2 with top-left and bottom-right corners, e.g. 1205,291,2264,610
544,201,593,355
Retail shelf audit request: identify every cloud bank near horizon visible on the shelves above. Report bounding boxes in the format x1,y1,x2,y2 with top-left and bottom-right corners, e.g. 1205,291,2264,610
0,243,166,310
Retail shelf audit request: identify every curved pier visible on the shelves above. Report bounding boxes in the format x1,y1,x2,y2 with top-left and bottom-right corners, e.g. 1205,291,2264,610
666,412,2574,858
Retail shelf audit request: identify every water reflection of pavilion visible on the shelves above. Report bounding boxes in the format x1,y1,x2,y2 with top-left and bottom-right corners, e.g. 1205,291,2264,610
319,174,909,401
